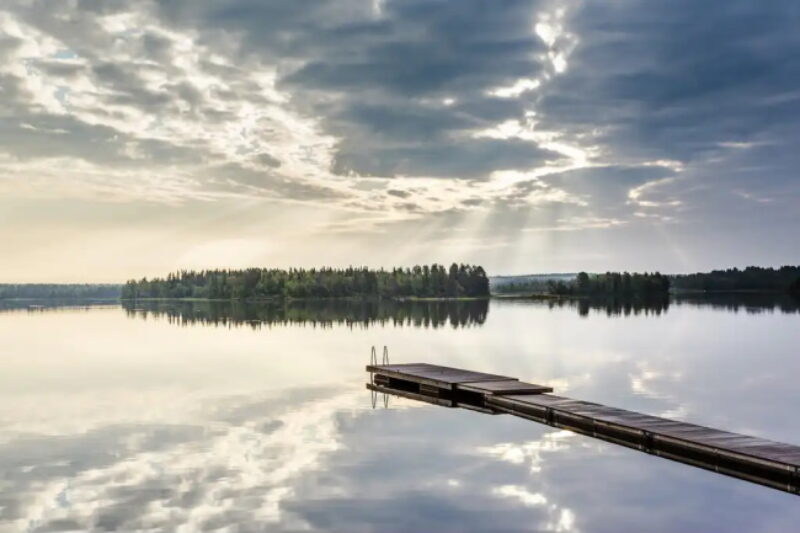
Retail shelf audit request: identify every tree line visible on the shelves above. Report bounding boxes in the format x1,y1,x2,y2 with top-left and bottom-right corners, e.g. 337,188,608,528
671,266,800,293
551,271,670,296
0,284,121,299
121,264,490,300
494,272,670,297
492,279,553,295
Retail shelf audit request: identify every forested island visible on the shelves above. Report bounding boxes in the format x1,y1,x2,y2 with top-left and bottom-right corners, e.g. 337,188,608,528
555,272,670,296
494,266,800,298
121,264,490,300
493,271,670,297
672,266,800,293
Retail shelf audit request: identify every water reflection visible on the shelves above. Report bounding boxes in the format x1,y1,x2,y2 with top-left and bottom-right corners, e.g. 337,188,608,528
4,293,796,321
502,292,800,317
2,298,799,532
122,299,489,329
0,299,117,313
673,292,800,314
0,384,363,532
574,296,669,317
499,296,670,317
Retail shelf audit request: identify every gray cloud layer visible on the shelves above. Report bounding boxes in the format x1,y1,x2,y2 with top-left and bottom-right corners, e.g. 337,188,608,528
0,0,798,270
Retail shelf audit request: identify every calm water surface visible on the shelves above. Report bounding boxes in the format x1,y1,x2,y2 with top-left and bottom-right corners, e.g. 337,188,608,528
1,298,799,532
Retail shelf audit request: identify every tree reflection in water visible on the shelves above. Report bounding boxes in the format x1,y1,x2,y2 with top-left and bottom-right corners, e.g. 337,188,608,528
122,298,490,329
502,292,799,317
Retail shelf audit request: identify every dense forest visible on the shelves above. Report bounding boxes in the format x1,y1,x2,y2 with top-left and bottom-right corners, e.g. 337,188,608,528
492,278,554,295
671,266,800,293
0,284,121,299
494,271,670,297
552,271,670,296
121,264,490,300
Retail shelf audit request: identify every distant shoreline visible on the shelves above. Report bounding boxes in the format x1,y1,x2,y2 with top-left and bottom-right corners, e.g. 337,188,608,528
670,288,789,294
491,289,797,299
1,289,793,302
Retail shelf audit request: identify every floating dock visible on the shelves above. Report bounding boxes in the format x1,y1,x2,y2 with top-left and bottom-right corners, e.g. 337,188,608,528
366,363,800,495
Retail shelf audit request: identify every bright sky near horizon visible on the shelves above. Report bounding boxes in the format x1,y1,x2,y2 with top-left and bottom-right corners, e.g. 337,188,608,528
1,0,798,282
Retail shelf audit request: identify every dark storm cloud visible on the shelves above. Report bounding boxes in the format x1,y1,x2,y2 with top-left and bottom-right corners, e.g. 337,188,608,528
386,189,410,198
28,60,86,79
485,0,800,232
322,97,561,177
148,0,554,179
537,0,800,164
331,103,476,143
334,138,560,178
256,152,282,168
0,34,23,61
535,165,676,210
140,30,174,63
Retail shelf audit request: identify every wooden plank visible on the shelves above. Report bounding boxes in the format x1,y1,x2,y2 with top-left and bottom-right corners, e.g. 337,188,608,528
497,394,575,406
492,395,800,471
458,380,553,395
367,363,514,389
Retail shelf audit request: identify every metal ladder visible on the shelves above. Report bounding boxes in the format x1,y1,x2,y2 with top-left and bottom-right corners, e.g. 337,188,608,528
370,345,389,408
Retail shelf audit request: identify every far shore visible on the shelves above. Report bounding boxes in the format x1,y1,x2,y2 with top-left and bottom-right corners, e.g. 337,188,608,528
2,289,796,304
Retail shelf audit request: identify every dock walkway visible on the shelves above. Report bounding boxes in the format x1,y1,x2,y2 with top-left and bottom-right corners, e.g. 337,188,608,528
367,363,800,494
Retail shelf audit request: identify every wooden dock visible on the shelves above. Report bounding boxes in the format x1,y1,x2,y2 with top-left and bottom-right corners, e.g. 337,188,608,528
367,363,800,495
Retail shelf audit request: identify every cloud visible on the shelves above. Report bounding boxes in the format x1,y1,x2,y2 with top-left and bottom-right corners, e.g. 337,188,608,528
275,0,560,179
0,386,361,532
534,0,800,195
1,0,799,274
0,0,584,216
0,3,349,205
334,138,561,178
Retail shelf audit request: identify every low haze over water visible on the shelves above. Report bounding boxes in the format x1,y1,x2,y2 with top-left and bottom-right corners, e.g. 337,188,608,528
1,298,799,532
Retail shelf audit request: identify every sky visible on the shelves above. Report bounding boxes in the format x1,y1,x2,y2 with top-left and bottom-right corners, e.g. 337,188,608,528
1,0,798,282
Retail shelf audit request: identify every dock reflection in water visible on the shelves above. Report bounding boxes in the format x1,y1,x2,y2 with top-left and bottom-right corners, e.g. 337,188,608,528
367,362,800,496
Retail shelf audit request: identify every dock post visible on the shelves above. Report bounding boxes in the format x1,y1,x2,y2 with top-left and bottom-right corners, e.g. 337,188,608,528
642,431,653,453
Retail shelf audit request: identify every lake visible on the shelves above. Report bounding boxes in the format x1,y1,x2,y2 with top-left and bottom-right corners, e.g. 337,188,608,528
1,297,799,532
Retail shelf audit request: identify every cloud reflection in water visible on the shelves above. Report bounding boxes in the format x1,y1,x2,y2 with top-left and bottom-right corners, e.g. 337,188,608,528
1,298,799,532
